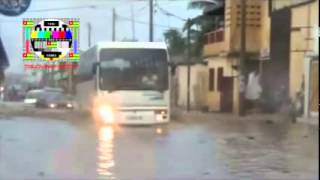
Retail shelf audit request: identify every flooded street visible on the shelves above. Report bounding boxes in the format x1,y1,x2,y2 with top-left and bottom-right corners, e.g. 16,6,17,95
0,116,318,179
0,0,318,179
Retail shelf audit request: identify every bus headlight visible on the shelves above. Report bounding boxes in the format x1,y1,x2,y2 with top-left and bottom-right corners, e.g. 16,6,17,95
155,110,168,122
98,105,114,124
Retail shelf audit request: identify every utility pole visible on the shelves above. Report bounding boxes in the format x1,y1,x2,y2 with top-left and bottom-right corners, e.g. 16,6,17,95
131,4,136,41
187,19,191,111
239,0,247,116
87,22,92,47
112,8,116,41
149,0,154,42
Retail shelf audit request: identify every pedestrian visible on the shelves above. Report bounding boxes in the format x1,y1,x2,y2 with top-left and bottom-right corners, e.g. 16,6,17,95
245,71,262,111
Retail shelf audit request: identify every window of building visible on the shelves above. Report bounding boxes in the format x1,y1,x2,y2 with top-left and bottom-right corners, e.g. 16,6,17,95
209,68,215,91
218,67,224,91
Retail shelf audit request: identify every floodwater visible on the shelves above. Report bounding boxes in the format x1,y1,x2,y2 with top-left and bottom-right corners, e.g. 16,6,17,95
0,115,318,179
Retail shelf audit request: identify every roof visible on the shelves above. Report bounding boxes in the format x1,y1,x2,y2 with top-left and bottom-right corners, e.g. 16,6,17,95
95,42,168,50
27,89,44,94
43,87,64,92
170,56,202,64
203,1,225,15
174,60,207,66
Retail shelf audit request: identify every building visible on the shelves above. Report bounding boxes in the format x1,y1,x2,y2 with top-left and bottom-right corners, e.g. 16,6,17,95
267,0,318,119
200,0,318,115
203,0,270,113
265,0,318,103
303,54,318,122
174,62,208,110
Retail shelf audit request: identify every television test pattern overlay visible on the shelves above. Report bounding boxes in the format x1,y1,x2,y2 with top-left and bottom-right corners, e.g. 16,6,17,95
23,18,80,69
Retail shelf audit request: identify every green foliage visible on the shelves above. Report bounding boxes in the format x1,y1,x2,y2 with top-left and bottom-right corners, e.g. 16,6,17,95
183,0,225,58
163,29,186,56
164,0,225,59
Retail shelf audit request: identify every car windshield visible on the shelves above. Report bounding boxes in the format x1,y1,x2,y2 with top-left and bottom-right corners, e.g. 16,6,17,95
99,49,168,91
26,91,42,99
46,92,65,101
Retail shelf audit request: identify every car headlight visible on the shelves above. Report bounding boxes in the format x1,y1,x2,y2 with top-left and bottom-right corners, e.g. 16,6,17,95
24,99,37,104
49,103,57,108
67,103,73,108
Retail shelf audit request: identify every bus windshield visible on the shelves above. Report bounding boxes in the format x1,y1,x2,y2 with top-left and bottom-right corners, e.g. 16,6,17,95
99,49,168,91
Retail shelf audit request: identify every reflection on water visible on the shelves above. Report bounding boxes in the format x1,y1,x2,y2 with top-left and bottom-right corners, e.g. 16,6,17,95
156,127,163,135
97,126,116,179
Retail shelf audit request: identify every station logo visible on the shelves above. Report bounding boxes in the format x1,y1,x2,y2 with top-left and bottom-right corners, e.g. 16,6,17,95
23,18,80,69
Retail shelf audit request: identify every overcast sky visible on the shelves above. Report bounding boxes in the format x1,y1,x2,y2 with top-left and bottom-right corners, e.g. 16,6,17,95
0,0,201,73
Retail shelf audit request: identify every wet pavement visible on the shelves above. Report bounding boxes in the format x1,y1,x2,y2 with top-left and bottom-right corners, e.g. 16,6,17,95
0,114,318,179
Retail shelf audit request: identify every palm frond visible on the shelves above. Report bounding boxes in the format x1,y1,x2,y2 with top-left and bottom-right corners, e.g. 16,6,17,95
183,14,216,31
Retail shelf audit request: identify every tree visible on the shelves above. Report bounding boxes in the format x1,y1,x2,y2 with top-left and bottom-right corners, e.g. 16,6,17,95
163,29,186,56
184,0,225,57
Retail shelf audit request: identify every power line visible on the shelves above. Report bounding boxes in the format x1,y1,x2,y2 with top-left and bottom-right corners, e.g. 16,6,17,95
26,0,143,13
0,1,182,29
117,14,177,29
0,14,178,28
27,5,99,12
135,4,148,15
154,0,187,22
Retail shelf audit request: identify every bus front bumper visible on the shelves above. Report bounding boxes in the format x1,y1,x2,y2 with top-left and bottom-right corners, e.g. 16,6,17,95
97,107,170,125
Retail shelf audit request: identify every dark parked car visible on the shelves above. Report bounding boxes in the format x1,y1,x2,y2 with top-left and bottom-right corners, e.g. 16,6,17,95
36,92,74,109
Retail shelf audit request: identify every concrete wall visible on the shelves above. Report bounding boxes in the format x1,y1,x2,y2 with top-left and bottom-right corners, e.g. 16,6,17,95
304,56,318,118
260,0,271,52
289,0,319,98
310,60,318,113
229,0,264,53
206,57,238,112
176,65,208,110
272,0,316,11
203,41,227,56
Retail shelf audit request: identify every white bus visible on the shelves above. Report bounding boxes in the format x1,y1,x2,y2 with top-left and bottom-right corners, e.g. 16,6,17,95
76,42,170,124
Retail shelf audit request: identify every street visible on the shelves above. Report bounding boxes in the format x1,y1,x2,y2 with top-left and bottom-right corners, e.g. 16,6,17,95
0,111,318,179
0,0,318,179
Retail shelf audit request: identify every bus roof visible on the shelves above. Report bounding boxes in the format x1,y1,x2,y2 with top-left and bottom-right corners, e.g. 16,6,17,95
95,42,168,50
